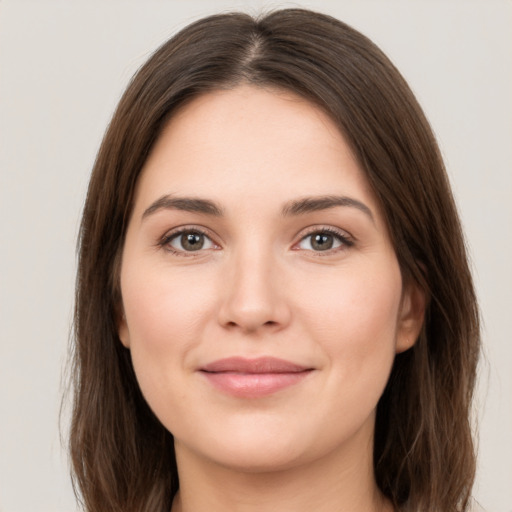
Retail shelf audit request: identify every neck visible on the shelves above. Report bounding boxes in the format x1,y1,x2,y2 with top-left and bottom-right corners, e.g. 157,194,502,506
171,426,391,512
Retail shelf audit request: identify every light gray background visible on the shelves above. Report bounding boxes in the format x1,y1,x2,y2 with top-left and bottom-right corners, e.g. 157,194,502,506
0,1,510,511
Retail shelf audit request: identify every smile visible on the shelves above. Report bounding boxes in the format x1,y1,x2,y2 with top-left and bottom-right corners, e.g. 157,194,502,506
199,357,314,398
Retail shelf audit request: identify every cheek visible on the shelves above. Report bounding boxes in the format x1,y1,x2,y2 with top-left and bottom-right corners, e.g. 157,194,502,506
119,264,218,403
123,265,215,348
297,260,402,392
313,271,401,440
301,261,402,339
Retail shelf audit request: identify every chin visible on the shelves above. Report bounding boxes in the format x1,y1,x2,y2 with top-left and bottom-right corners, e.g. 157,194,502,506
197,441,309,474
171,414,313,472
173,410,373,476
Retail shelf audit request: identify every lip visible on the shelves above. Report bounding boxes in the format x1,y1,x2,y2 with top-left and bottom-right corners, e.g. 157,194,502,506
199,357,314,398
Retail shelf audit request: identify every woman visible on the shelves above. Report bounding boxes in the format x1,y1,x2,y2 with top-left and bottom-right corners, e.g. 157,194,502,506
70,8,480,512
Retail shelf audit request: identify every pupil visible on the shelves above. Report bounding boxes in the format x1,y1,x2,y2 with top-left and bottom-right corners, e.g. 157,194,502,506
182,232,204,251
312,233,333,251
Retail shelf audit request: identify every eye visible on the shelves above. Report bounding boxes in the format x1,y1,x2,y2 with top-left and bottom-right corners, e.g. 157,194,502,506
163,229,217,254
296,229,353,252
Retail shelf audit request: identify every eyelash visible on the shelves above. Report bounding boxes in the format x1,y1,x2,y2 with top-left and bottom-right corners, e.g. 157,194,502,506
294,226,354,256
158,226,354,257
158,226,217,257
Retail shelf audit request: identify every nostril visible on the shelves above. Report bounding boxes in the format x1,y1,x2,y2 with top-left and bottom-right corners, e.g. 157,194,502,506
217,286,292,332
225,320,277,329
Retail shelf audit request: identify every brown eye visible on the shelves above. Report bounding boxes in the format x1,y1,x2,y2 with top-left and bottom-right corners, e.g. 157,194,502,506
311,233,334,251
297,229,351,252
180,232,204,251
166,230,215,253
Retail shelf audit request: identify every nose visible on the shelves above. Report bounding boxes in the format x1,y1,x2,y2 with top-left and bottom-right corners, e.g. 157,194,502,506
217,247,291,333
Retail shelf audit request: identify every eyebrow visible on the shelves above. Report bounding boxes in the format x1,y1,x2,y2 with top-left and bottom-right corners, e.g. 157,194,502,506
281,195,374,222
142,194,374,222
142,195,224,219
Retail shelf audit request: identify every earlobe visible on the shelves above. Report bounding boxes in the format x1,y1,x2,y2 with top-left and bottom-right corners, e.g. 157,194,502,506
396,280,427,353
117,310,131,349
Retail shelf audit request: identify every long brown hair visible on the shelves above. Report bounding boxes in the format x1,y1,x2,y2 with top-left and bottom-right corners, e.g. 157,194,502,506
70,9,480,512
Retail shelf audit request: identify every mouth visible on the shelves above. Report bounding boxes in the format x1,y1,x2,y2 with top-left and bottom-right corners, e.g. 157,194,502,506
199,357,314,398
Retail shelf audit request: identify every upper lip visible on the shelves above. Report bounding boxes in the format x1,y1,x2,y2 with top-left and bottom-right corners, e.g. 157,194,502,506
200,357,311,374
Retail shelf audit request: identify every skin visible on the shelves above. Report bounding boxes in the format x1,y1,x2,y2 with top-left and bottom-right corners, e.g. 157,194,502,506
118,85,425,512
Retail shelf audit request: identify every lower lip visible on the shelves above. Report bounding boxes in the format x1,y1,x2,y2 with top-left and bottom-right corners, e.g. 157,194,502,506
200,371,312,398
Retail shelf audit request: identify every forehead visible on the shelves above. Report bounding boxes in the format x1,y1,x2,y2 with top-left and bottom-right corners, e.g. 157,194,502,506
133,85,379,217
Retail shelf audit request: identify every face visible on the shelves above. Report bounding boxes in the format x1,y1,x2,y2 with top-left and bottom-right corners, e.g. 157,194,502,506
118,85,424,473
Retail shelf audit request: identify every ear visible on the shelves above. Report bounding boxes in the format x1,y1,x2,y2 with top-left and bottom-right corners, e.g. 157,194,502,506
395,279,427,353
117,308,131,349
